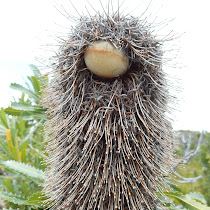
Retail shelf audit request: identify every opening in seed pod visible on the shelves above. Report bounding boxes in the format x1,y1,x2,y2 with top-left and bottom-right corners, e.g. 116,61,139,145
84,40,129,78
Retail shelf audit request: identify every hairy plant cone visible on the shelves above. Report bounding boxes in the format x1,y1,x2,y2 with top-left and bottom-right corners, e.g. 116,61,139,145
43,9,176,210
84,41,129,78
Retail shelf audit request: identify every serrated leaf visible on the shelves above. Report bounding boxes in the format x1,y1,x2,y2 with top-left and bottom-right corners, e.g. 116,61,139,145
0,191,27,205
26,191,48,206
29,64,48,87
21,112,47,120
11,102,46,112
164,191,210,210
4,107,22,116
0,160,45,180
10,83,40,101
186,192,207,205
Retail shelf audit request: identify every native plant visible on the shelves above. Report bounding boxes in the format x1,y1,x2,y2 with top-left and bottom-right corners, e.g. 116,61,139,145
0,66,48,209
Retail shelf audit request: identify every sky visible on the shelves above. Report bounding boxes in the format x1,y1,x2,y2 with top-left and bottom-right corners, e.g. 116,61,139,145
0,0,209,132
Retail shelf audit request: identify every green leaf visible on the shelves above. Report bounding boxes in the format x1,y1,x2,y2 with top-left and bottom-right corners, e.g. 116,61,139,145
19,141,27,163
0,191,47,208
164,191,210,210
0,191,27,205
186,192,207,205
0,138,10,158
0,190,42,207
7,139,19,161
0,108,9,129
17,117,25,139
26,191,47,206
10,83,40,101
29,64,41,77
167,181,182,192
2,179,14,194
21,112,47,120
0,151,9,160
28,76,41,95
21,120,43,145
0,125,6,135
10,128,17,147
11,102,46,112
4,107,22,116
29,64,48,87
0,160,45,180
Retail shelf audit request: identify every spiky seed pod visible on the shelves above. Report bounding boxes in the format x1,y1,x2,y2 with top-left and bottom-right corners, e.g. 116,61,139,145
43,5,176,210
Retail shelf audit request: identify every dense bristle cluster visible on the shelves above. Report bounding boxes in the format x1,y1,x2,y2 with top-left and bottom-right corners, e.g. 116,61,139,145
43,9,175,210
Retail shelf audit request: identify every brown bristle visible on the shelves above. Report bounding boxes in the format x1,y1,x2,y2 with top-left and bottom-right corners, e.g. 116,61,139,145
43,3,176,209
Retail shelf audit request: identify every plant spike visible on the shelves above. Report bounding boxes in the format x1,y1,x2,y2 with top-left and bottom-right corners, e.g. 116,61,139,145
43,1,176,209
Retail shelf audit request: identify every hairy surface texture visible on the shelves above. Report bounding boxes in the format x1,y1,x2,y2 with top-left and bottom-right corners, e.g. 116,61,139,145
43,10,175,210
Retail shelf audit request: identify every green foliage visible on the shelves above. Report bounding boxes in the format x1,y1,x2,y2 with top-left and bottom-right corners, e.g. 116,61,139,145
0,160,45,181
163,191,210,210
200,133,210,205
10,83,41,102
5,68,48,120
0,66,48,209
0,191,27,205
174,131,210,206
186,192,207,205
0,191,47,208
